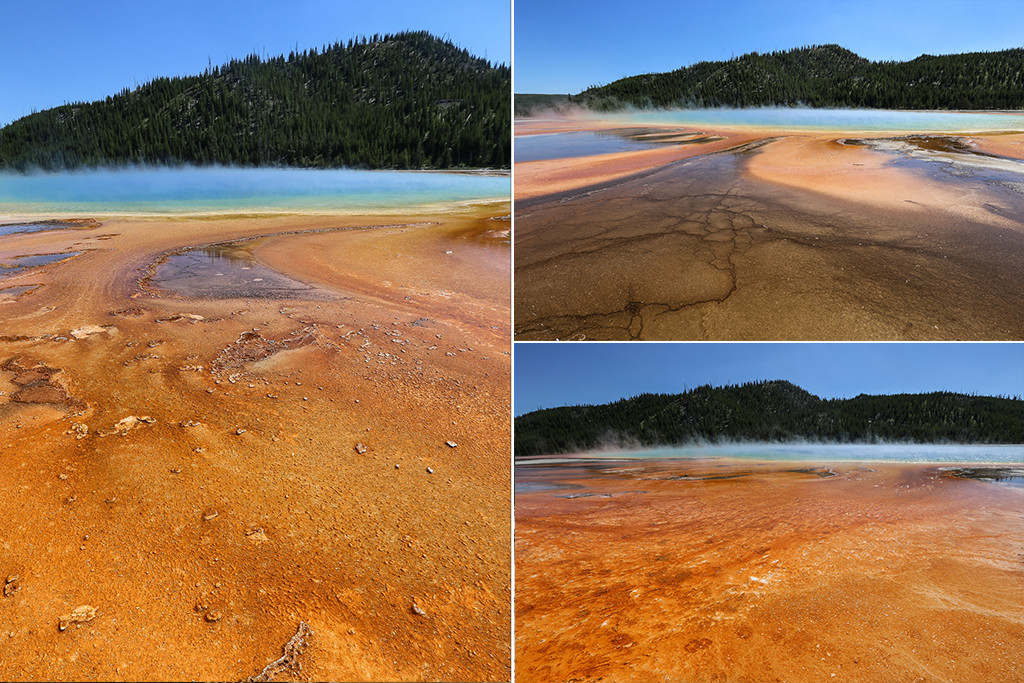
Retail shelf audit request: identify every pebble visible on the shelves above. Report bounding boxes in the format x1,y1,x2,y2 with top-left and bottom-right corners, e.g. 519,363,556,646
446,441,458,448
203,510,219,521
355,443,367,454
427,467,434,474
411,603,426,616
236,428,246,435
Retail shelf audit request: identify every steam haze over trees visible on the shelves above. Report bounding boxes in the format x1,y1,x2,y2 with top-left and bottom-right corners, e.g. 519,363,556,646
515,380,1024,457
569,45,1024,111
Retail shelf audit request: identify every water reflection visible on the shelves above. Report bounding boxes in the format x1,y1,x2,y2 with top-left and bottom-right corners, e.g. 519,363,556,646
0,252,81,281
152,241,325,300
515,128,720,162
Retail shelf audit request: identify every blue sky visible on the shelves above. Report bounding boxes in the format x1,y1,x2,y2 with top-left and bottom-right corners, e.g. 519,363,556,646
513,343,1024,416
514,0,1024,94
0,0,510,127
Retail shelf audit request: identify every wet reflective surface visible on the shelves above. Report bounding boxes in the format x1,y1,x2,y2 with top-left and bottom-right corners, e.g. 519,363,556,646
515,137,1024,340
516,456,1024,682
515,128,720,162
150,241,325,299
0,252,81,281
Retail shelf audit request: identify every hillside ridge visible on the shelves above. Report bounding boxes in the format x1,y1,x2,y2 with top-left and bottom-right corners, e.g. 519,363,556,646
570,44,1024,111
515,380,1024,456
0,31,510,171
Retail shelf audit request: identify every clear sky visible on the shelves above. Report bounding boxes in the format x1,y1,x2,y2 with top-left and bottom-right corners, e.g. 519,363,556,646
513,343,1024,416
0,0,510,127
513,0,1024,94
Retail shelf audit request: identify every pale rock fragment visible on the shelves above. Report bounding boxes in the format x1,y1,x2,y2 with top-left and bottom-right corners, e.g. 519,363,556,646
58,605,97,631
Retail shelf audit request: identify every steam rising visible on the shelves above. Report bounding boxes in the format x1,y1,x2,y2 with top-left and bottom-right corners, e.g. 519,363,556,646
519,105,1024,134
0,165,510,214
519,439,1024,465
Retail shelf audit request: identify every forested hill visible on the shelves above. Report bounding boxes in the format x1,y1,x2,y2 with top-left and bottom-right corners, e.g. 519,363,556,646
515,380,1024,457
0,31,510,171
571,44,1024,111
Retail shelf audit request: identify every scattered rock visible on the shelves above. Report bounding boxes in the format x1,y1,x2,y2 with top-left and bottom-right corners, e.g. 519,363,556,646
446,441,458,448
204,610,222,622
203,510,219,521
58,605,97,631
67,423,88,439
245,528,270,544
70,325,113,339
57,473,68,481
179,420,202,428
411,603,426,616
99,415,156,437
354,443,367,454
427,467,434,474
3,576,19,597
236,428,247,435
155,313,204,323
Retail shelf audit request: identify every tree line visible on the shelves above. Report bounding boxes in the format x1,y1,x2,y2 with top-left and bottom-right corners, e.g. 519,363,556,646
570,45,1024,111
0,31,510,171
515,380,1024,457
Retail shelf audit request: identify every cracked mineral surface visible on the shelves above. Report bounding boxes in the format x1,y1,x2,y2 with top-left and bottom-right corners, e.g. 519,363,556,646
514,120,1024,340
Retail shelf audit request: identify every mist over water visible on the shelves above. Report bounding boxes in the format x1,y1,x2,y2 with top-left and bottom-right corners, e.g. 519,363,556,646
534,442,1024,464
527,107,1024,133
0,166,510,214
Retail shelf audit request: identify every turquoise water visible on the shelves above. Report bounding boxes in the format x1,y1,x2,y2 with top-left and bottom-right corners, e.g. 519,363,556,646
515,131,655,162
519,443,1023,465
0,166,510,214
597,108,1024,133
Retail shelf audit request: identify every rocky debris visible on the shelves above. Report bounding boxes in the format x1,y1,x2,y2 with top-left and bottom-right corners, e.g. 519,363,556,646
178,365,204,372
427,467,434,474
235,428,247,435
204,610,222,622
98,415,156,437
70,325,115,339
3,357,77,409
354,443,367,454
179,420,202,428
58,605,97,631
245,621,313,683
203,510,219,521
212,326,321,374
110,307,143,318
155,313,204,323
446,441,458,448
67,423,88,439
245,527,270,544
3,575,20,597
411,603,426,617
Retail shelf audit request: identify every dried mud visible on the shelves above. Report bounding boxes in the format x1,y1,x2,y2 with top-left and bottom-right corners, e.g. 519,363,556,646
514,122,1024,340
515,459,1024,682
0,205,510,681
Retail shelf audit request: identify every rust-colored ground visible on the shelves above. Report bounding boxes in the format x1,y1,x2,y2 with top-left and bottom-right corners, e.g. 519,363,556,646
0,204,510,681
514,118,1024,340
515,459,1024,683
